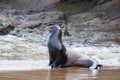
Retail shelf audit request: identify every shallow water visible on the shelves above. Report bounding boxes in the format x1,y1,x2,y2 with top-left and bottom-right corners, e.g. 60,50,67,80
0,35,120,71
0,67,120,80
0,33,118,79
0,35,120,80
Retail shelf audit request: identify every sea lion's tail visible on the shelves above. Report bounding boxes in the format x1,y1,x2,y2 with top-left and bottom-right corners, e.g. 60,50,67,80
94,64,103,69
90,59,103,69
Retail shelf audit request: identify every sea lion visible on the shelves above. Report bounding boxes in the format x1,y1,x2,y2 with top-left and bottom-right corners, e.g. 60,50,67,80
46,23,102,69
46,24,67,68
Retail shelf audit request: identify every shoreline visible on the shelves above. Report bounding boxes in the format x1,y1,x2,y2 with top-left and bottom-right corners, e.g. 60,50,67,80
0,67,120,80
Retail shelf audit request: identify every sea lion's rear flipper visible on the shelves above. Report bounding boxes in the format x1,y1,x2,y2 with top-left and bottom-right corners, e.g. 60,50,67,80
94,64,103,69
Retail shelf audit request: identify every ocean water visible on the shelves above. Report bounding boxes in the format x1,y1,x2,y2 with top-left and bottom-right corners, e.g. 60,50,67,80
0,35,120,71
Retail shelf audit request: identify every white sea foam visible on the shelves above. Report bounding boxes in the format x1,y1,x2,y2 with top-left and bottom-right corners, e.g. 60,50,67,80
0,35,120,71
0,60,50,71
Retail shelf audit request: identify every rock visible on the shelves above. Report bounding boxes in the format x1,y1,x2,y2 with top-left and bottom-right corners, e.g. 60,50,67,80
0,25,15,35
0,0,119,47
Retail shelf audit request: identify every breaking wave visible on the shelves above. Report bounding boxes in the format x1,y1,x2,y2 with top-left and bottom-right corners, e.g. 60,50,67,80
0,35,120,71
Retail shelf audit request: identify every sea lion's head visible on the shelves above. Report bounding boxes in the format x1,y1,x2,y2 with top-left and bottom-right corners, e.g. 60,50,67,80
45,21,64,32
45,25,60,33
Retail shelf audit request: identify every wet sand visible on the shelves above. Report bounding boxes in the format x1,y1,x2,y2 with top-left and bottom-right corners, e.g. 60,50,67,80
0,67,120,80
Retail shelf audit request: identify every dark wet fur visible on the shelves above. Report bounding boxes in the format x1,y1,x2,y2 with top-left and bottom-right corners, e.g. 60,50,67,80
47,25,68,68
